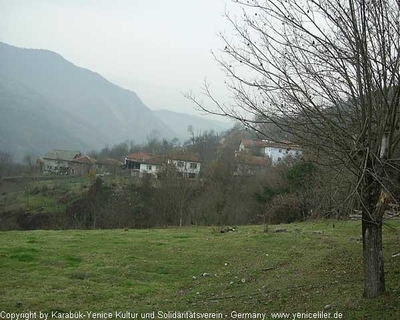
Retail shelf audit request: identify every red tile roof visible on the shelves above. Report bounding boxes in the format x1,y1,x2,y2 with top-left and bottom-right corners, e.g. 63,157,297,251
144,155,167,165
240,139,269,148
235,154,270,167
168,151,200,162
125,151,201,165
125,152,153,161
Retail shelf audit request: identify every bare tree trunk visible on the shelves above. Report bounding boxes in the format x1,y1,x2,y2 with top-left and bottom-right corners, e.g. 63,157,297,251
361,170,388,298
362,217,385,298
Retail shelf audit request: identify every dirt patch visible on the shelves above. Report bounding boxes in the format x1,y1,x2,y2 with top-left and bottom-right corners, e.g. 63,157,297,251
0,180,24,194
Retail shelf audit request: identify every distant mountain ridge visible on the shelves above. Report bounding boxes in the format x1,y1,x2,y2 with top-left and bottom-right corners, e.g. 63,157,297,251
153,109,232,141
0,42,233,162
0,42,176,161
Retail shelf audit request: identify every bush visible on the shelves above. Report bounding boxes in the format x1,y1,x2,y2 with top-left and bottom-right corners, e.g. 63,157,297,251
266,193,309,224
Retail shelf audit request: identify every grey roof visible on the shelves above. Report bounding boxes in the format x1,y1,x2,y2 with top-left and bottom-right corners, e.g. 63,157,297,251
43,149,80,161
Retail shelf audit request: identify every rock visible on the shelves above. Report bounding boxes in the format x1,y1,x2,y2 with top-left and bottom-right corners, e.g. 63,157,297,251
324,304,331,310
241,278,246,283
15,301,22,307
202,273,210,277
392,252,400,258
312,231,323,235
220,226,237,233
192,276,197,280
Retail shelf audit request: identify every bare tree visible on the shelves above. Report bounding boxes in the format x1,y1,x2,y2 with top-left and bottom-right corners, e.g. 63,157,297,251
0,151,13,178
185,0,400,298
187,125,195,145
23,154,34,174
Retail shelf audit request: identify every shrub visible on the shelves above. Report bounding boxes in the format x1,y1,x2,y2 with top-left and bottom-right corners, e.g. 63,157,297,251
266,193,309,224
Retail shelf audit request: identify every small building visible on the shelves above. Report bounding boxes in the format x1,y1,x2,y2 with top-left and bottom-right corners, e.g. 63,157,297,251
238,139,268,155
125,152,154,177
70,155,97,176
238,139,302,164
96,158,124,175
263,140,302,164
168,151,201,178
43,149,80,175
235,153,270,176
125,152,153,170
138,155,166,177
125,151,201,179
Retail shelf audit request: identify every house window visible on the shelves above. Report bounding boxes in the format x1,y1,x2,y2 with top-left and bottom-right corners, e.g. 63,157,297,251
188,173,196,179
278,149,282,153
190,163,197,169
177,161,184,167
296,151,299,155
148,165,152,171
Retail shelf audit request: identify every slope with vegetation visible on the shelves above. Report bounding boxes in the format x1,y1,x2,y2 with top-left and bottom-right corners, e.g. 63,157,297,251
0,222,399,318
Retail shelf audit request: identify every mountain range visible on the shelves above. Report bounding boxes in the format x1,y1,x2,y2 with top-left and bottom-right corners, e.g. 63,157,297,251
0,42,232,161
153,109,232,139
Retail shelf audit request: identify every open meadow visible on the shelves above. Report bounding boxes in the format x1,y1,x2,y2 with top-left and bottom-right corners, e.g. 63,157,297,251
0,221,399,319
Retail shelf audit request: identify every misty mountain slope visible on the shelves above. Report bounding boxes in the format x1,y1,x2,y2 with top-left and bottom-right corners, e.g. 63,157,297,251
0,76,97,161
0,42,176,160
153,109,233,141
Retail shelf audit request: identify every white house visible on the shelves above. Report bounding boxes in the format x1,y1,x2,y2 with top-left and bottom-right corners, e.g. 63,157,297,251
263,141,303,164
168,151,201,178
238,139,302,164
125,151,201,178
125,152,153,171
139,155,165,176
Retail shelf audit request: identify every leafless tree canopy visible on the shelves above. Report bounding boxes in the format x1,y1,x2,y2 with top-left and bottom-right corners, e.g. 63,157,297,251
186,0,400,297
188,0,400,196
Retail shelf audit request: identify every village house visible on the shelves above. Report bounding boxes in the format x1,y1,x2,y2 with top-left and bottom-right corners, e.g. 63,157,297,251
168,151,201,178
125,152,153,170
70,155,97,176
238,139,302,164
238,139,268,155
234,153,270,176
263,140,302,164
96,158,124,175
124,151,201,179
133,154,166,178
43,149,80,175
125,152,155,177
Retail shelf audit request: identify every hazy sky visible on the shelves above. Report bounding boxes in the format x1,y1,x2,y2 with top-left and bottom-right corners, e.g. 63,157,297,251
0,0,237,120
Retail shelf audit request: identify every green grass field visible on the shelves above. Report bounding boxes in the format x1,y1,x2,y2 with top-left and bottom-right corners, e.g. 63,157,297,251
0,176,93,214
0,221,399,319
